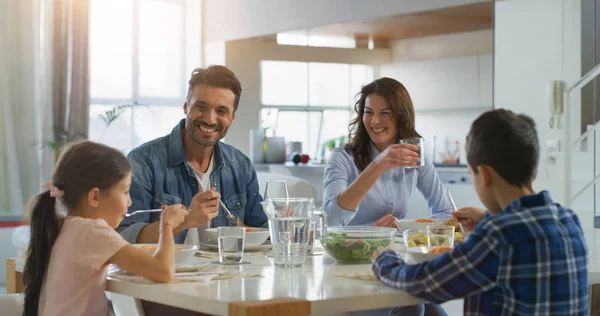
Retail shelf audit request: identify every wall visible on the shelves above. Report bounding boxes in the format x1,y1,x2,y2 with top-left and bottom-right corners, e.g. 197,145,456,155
224,38,392,155
391,29,494,62
386,30,494,164
203,0,490,42
495,0,590,224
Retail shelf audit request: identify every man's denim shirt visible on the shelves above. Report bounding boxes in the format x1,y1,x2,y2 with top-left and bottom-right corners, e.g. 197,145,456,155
117,119,267,244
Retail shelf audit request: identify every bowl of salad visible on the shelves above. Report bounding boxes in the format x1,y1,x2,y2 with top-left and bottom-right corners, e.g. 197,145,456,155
323,226,396,264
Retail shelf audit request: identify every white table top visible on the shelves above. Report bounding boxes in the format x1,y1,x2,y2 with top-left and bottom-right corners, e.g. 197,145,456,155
106,248,425,315
13,229,600,315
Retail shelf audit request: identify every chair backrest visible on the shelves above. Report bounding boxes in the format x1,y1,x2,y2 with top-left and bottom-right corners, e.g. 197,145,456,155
256,172,317,200
0,294,23,316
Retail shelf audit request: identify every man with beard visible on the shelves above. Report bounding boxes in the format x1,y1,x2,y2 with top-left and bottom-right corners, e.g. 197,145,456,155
117,66,267,245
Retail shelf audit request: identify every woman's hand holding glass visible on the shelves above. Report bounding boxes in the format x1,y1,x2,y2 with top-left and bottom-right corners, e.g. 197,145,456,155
371,143,421,173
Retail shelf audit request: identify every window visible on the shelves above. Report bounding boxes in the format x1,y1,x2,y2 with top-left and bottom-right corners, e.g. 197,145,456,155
89,0,196,153
260,61,373,159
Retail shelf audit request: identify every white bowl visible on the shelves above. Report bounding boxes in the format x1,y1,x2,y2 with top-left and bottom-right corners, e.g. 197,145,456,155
133,244,198,265
205,227,270,247
406,246,451,263
397,219,440,232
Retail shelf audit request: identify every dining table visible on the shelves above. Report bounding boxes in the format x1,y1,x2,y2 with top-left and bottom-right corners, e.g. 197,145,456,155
6,231,600,316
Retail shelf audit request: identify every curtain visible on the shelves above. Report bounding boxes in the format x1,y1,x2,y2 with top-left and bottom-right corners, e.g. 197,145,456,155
53,0,90,143
0,0,54,216
0,0,90,216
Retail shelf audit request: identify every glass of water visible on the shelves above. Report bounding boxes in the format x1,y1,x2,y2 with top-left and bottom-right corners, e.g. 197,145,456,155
400,137,424,168
427,224,455,247
218,226,245,264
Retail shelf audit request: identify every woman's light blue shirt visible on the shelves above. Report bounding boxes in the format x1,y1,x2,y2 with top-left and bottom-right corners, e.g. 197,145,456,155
323,144,451,226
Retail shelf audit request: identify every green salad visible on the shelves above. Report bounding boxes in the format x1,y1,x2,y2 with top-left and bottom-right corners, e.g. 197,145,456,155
324,232,392,263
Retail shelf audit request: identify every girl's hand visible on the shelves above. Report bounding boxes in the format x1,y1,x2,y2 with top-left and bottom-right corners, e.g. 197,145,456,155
371,143,421,174
160,204,188,229
374,214,400,230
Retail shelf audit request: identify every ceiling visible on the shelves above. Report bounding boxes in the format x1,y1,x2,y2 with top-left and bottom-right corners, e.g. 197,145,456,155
303,2,493,42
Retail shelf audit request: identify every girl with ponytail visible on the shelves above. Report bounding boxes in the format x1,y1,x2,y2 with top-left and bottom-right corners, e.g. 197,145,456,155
22,141,188,316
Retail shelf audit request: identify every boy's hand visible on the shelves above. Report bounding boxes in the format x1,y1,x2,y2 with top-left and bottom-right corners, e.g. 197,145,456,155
160,204,188,229
371,246,394,263
452,207,486,232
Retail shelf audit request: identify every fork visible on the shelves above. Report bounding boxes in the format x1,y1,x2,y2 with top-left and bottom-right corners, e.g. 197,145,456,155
446,189,470,237
218,199,235,220
125,209,163,217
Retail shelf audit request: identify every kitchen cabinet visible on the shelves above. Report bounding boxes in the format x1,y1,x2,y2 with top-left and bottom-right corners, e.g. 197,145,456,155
380,54,493,111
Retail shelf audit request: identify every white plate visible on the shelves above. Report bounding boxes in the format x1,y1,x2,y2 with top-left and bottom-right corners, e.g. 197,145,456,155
200,242,272,252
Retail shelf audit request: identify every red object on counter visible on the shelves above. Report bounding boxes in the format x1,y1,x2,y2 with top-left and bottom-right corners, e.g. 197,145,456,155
301,154,310,164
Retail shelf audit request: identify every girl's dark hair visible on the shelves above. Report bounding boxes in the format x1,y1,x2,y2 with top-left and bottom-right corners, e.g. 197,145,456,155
345,77,421,171
23,141,131,316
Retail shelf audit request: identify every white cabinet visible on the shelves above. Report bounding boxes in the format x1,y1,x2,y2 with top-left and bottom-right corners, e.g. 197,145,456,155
380,54,493,111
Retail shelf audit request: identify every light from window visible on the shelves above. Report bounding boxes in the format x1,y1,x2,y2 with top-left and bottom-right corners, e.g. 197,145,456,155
90,0,133,99
89,104,184,154
319,110,352,148
139,0,185,98
261,61,308,106
276,30,356,49
308,63,350,107
259,61,372,160
350,64,374,104
260,109,352,159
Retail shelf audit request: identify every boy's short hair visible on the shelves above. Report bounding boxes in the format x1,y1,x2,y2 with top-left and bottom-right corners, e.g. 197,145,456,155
466,109,539,187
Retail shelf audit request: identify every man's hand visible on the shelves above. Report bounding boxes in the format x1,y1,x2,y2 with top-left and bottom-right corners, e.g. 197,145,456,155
180,189,221,229
374,214,400,230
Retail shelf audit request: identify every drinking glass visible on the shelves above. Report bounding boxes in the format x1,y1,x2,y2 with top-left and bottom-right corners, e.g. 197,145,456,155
400,137,425,168
261,198,325,267
218,226,245,264
263,180,290,200
426,224,455,247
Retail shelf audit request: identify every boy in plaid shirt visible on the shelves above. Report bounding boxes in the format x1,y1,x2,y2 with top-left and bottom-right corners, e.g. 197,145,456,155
372,109,589,315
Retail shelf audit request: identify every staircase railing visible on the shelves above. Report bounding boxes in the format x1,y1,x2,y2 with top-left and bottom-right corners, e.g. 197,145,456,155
563,63,600,209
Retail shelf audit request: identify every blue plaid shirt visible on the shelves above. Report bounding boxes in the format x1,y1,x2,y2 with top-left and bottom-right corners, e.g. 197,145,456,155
372,191,589,315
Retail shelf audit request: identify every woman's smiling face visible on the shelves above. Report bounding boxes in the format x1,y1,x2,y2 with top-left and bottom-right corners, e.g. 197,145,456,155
363,93,398,150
